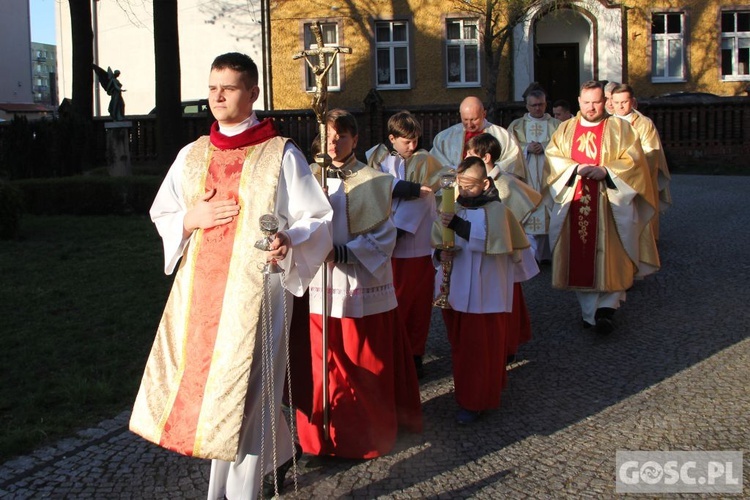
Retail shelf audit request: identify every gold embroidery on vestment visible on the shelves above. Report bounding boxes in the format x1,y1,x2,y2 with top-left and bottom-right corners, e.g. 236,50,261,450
576,132,598,160
577,183,592,243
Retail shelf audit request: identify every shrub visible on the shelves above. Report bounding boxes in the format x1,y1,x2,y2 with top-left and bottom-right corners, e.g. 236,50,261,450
0,115,87,180
12,176,162,216
0,180,24,239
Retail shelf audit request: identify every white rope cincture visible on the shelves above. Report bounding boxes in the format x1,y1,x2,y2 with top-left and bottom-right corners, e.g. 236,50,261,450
282,283,299,494
259,271,278,498
259,268,294,498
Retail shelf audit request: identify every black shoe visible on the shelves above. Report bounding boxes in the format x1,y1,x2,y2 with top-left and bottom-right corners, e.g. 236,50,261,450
595,307,615,318
506,354,517,366
262,445,302,498
595,317,614,334
413,355,424,379
456,407,481,425
582,319,595,329
594,308,615,334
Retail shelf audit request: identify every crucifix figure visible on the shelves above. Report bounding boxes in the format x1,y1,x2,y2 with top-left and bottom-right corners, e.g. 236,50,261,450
293,23,352,124
292,22,351,442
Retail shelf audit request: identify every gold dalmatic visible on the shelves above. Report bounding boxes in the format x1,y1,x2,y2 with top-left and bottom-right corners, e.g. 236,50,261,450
130,137,288,461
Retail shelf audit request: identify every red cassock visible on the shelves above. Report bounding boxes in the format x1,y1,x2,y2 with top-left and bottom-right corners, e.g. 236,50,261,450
506,283,532,357
442,310,509,412
391,255,435,357
296,310,423,459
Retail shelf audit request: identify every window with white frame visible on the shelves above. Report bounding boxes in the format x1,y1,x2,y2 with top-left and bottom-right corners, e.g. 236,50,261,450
304,22,340,91
651,12,685,82
375,21,410,89
446,18,480,87
721,11,750,79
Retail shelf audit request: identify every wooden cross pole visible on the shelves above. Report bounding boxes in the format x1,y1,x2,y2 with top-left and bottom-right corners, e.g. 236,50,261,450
292,22,351,442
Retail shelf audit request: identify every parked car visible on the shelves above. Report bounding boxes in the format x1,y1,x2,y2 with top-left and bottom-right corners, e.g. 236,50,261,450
149,99,210,115
652,91,722,102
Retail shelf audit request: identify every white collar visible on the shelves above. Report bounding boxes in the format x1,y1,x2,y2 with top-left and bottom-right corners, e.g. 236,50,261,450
579,115,606,127
218,112,259,136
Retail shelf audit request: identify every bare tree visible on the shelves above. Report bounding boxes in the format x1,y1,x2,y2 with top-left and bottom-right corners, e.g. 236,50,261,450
153,0,182,166
199,0,262,46
66,0,95,171
452,0,547,115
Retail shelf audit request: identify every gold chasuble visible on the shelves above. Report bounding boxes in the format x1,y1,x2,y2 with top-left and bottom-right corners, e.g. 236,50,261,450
130,120,288,461
546,116,659,293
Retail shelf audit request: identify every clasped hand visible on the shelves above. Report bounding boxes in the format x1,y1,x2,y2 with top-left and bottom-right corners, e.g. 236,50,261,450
528,141,544,155
577,164,607,180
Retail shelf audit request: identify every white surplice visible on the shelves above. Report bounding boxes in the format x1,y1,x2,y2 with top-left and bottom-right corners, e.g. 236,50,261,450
364,147,437,259
435,206,539,314
307,177,398,319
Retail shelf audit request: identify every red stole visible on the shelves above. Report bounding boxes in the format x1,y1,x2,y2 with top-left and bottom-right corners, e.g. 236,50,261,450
208,118,278,148
463,130,483,158
567,120,606,288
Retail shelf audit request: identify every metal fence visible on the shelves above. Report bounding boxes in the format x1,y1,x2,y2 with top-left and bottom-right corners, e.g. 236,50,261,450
3,97,749,173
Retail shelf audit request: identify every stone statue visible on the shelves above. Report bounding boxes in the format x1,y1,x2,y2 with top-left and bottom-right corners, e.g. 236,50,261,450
93,64,126,121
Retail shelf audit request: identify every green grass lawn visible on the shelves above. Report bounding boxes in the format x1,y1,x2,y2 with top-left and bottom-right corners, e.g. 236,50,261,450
0,215,174,463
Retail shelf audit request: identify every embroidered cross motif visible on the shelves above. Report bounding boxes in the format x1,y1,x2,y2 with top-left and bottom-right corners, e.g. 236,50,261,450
527,215,543,232
529,122,544,139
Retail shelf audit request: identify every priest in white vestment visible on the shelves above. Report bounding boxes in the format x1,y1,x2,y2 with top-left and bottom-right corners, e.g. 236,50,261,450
508,90,561,262
430,96,526,180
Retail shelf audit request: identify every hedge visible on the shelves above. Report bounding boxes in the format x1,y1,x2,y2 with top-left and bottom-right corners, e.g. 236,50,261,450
12,176,162,216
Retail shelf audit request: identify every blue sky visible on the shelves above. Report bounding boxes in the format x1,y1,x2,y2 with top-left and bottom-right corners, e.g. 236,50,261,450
30,0,56,45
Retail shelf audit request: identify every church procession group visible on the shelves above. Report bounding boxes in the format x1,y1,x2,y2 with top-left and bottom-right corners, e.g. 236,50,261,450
125,52,671,499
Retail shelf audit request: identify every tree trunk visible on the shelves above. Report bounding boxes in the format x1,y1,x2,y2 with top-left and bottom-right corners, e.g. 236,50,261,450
482,9,499,119
153,0,182,169
67,0,94,172
69,0,93,118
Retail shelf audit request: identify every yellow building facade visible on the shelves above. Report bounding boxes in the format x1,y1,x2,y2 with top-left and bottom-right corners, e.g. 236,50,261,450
268,0,748,111
268,0,512,111
625,0,748,98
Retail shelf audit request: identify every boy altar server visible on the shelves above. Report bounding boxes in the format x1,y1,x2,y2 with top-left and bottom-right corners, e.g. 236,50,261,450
465,133,541,363
366,110,445,378
434,157,537,425
297,109,423,459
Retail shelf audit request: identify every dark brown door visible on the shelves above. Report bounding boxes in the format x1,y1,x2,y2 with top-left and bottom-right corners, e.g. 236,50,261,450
535,44,579,112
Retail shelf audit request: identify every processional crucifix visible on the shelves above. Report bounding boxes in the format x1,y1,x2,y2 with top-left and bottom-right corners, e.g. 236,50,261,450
293,23,351,441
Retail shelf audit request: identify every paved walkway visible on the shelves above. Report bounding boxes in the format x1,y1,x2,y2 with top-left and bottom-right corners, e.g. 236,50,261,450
2,174,749,498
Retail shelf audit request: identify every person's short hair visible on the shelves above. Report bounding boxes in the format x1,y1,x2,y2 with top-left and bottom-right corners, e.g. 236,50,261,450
211,52,259,89
552,99,571,111
325,108,358,136
611,83,635,98
522,81,546,99
526,89,547,102
604,81,620,94
310,134,321,158
456,156,487,177
466,133,502,163
580,80,605,93
387,110,422,140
